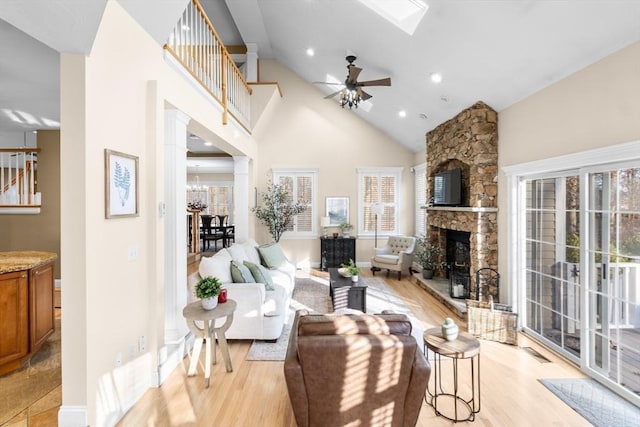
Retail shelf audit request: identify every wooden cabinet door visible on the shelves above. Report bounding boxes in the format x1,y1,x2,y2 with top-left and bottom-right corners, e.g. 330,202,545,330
30,262,55,351
0,270,29,365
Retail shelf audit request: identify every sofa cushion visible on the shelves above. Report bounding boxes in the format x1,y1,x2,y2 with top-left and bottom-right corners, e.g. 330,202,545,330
231,260,255,283
372,254,399,265
258,243,287,268
244,261,275,291
227,244,249,264
199,249,232,284
241,240,262,265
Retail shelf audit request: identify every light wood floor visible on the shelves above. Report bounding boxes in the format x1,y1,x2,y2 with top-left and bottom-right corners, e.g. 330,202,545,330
118,267,591,427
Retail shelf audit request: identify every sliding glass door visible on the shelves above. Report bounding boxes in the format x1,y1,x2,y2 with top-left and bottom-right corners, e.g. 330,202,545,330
522,164,640,400
524,174,581,360
586,166,640,395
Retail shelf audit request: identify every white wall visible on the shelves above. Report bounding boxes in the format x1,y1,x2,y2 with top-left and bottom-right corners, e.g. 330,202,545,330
498,40,640,294
253,60,415,266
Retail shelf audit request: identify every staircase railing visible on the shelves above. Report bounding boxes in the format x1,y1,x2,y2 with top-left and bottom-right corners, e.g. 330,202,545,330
164,0,252,132
0,148,41,208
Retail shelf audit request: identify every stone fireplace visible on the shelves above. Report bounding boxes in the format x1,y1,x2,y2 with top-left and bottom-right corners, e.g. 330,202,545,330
425,101,498,300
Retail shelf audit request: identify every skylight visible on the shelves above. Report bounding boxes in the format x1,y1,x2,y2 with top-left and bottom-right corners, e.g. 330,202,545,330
357,0,428,35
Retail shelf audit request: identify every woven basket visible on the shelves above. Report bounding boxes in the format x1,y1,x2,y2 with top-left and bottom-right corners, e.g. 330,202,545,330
466,297,518,345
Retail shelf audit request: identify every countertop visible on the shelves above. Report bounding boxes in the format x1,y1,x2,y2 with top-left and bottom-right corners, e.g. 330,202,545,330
0,251,57,274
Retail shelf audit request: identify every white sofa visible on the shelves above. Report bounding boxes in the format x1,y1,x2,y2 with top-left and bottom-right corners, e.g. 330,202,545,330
193,239,296,340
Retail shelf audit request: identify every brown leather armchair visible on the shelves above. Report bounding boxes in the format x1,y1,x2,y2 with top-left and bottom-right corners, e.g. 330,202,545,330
284,310,430,427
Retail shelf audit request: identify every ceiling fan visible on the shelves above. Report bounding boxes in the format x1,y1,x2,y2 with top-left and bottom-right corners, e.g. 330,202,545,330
315,55,391,109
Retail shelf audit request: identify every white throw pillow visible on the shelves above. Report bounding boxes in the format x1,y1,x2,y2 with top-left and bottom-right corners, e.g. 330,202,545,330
199,249,232,284
227,243,249,264
241,240,261,265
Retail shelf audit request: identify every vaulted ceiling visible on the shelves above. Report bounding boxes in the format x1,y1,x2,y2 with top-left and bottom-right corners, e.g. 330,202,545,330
2,0,640,155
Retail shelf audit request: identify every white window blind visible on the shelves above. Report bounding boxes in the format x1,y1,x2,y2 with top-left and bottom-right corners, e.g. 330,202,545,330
357,167,402,236
273,169,317,237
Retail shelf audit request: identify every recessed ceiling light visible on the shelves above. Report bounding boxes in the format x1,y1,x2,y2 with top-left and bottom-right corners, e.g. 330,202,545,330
306,48,315,57
204,141,213,146
398,110,407,118
430,72,442,84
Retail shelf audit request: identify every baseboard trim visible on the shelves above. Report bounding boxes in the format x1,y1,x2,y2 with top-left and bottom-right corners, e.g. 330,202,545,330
58,405,87,427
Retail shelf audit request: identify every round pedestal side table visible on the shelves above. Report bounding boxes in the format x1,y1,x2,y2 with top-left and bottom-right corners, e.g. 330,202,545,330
423,327,481,422
183,299,236,388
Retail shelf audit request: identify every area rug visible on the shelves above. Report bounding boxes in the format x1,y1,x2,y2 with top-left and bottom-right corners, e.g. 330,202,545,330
246,276,424,361
539,378,640,427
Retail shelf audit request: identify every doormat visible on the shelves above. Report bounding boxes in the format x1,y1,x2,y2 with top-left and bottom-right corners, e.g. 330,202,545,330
539,378,640,427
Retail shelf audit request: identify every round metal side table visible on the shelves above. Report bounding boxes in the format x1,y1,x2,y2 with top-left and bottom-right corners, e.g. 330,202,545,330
423,327,481,422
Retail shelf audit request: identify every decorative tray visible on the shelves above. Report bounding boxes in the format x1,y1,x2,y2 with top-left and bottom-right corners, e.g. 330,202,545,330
337,267,352,278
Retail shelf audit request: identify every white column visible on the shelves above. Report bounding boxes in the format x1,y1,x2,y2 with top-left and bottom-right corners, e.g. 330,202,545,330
233,156,250,243
164,109,190,343
245,43,258,82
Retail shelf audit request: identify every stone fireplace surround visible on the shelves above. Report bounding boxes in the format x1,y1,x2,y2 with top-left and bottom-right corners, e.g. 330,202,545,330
425,101,498,300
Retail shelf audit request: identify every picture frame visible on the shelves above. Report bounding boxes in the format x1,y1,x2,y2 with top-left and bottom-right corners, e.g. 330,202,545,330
326,197,349,225
105,149,139,219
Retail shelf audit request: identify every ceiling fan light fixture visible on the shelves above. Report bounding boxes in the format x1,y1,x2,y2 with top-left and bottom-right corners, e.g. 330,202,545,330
340,88,361,109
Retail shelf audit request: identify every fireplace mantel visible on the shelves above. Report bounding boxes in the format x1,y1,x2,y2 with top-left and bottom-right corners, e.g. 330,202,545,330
423,206,498,213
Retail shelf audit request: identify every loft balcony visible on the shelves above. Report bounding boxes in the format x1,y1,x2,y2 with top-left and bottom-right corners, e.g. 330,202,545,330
0,148,41,214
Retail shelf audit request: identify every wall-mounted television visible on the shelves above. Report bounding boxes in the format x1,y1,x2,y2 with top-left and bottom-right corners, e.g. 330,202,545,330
433,168,462,206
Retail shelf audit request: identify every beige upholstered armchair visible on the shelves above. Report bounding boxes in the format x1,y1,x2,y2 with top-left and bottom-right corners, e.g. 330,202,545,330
371,236,416,279
284,310,430,427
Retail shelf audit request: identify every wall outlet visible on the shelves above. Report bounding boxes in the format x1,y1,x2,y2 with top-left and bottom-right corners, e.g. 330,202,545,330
139,335,146,352
115,352,122,368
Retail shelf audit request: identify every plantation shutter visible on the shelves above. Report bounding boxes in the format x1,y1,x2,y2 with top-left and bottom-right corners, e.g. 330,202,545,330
296,175,313,232
358,168,401,235
273,169,317,237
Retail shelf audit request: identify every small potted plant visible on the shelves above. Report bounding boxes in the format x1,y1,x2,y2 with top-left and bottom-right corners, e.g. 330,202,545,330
339,222,353,237
195,276,222,310
415,235,441,280
342,258,361,282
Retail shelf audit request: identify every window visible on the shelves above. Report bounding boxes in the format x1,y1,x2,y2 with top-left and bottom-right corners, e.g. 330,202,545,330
208,184,233,221
357,167,402,236
414,163,427,236
273,169,317,238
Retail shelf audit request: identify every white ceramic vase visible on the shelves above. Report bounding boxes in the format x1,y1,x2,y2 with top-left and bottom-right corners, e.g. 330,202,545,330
351,275,359,283
441,317,459,341
201,297,218,310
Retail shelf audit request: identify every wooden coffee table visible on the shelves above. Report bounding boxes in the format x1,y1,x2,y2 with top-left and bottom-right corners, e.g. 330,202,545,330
329,268,367,312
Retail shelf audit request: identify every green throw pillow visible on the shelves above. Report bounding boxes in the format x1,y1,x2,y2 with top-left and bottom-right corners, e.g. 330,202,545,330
257,243,287,269
230,260,255,283
243,261,275,291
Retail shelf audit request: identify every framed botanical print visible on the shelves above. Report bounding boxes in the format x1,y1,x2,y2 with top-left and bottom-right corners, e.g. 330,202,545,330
105,149,139,218
326,197,349,224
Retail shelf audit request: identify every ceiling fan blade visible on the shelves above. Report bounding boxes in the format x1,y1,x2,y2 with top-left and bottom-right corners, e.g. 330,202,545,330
324,90,342,99
313,81,344,86
357,77,391,87
347,66,362,84
359,89,372,101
